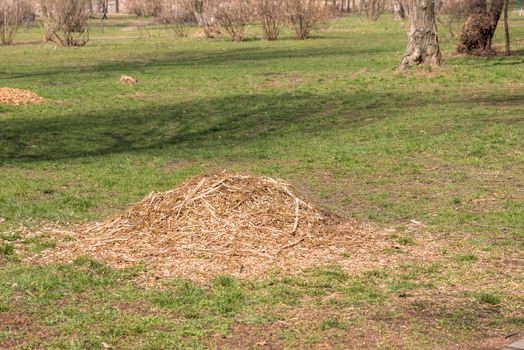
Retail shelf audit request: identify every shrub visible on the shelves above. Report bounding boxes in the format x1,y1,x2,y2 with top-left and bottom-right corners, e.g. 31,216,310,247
283,0,329,40
0,0,32,45
20,0,36,31
436,0,469,39
215,0,251,42
357,0,387,22
125,0,164,17
160,0,195,37
254,0,282,40
40,0,91,46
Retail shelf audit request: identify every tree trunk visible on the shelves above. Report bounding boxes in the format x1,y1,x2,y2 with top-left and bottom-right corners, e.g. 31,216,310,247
393,0,406,20
457,0,504,54
400,0,442,69
115,0,119,13
191,0,218,38
504,0,510,56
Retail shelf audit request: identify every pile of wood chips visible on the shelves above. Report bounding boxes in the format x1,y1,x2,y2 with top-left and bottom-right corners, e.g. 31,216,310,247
33,173,379,284
118,75,138,85
0,88,44,105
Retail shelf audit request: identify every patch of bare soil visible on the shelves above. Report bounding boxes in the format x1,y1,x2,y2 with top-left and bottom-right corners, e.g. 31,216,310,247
214,289,520,350
0,88,44,105
258,73,304,89
29,172,384,284
0,307,55,349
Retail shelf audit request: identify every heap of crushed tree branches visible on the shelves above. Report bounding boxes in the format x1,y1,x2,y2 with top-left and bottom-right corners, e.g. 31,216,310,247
32,172,380,284
0,88,44,105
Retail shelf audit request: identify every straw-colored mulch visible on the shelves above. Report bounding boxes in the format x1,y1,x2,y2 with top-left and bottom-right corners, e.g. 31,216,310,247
118,75,138,85
0,88,44,105
31,172,381,283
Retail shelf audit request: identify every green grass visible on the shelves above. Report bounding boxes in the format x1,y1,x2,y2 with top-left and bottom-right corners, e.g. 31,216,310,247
0,243,14,256
0,14,523,349
321,317,349,330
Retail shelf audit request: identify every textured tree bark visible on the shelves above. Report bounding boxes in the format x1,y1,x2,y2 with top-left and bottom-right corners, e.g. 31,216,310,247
393,0,406,20
399,0,442,69
457,0,504,54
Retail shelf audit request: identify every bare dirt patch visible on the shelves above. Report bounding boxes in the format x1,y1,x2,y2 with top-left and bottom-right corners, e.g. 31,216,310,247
214,289,520,350
0,306,56,349
257,73,304,89
0,88,44,105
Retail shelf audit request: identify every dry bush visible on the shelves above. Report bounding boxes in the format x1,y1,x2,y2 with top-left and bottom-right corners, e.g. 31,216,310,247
126,0,164,16
19,0,36,31
215,0,251,41
283,0,329,40
356,0,386,21
436,0,468,38
254,0,283,40
0,0,31,44
40,0,91,46
160,0,195,37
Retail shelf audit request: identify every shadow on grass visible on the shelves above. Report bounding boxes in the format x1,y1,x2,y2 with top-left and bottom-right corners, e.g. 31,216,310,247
0,91,392,164
0,43,396,81
2,86,523,164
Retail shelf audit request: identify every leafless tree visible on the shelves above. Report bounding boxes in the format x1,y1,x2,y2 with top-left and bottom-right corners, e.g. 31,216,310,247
19,0,36,31
503,0,509,56
283,0,329,40
215,0,251,41
126,0,164,16
0,0,27,44
40,0,91,46
356,0,386,21
254,0,283,40
436,0,468,39
160,0,194,37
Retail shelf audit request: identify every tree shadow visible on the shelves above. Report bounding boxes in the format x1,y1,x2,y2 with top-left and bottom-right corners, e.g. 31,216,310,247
0,43,395,81
1,87,521,164
0,91,392,164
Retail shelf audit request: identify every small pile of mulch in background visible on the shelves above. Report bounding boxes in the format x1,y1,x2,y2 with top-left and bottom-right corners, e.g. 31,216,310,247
191,28,221,39
118,75,138,85
31,172,381,284
0,88,44,105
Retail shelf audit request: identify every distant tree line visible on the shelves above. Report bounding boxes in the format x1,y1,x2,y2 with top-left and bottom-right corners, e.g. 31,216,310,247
0,0,517,59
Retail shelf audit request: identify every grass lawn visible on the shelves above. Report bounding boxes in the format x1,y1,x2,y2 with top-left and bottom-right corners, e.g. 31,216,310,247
1,14,523,349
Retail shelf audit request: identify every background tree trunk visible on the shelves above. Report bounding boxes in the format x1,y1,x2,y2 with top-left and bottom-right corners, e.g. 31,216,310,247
503,0,510,56
393,0,406,20
400,0,442,69
457,0,504,54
